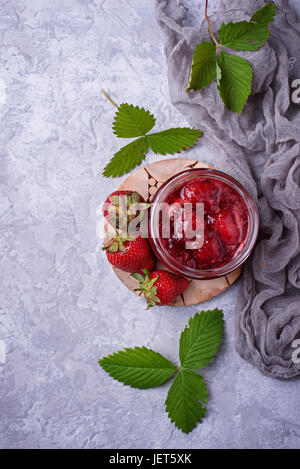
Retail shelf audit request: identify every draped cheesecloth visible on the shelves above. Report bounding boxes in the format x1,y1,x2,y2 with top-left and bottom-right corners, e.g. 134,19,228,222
155,0,300,378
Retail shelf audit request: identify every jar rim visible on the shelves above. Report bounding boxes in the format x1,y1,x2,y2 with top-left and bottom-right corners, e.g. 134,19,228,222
149,167,259,280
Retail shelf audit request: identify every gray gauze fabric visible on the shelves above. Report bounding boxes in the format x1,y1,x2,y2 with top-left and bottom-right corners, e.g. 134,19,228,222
155,0,300,379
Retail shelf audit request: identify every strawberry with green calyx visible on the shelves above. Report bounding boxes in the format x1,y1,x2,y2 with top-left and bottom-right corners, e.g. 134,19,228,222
103,190,150,231
103,234,155,274
132,269,190,308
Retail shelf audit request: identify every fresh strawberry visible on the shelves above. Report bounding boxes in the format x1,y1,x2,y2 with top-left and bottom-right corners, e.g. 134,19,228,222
132,269,190,308
103,190,150,231
103,234,155,274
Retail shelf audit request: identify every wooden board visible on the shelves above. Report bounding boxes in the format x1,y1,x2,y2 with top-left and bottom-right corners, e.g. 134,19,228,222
112,158,242,306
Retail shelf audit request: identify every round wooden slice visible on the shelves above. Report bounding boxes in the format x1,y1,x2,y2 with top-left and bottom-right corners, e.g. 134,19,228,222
111,158,242,306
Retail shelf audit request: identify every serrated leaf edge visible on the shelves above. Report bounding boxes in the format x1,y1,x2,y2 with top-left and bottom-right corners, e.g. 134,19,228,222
165,369,208,434
99,346,177,389
112,103,156,138
179,309,224,369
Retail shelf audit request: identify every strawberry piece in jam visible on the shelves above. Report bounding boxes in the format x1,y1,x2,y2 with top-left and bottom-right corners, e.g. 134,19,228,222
194,232,224,269
213,208,241,246
181,179,220,210
161,176,249,270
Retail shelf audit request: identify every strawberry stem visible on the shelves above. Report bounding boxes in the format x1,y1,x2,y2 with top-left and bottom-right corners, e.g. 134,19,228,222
131,269,161,309
101,88,118,108
205,0,221,49
103,232,134,253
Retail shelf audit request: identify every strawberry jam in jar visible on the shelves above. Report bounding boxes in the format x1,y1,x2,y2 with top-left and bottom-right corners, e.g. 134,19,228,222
149,168,259,279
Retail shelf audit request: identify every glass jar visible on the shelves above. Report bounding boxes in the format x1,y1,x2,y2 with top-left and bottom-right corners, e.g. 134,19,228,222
148,168,259,280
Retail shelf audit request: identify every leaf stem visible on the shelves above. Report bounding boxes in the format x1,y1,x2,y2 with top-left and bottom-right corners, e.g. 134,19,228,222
101,88,118,108
205,0,221,49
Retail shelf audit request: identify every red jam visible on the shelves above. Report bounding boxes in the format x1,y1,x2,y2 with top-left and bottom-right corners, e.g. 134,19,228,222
159,177,249,270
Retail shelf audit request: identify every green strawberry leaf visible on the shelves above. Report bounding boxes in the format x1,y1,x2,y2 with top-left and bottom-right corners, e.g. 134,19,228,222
165,369,208,434
103,102,204,178
146,128,203,155
103,127,203,177
102,137,148,178
98,310,225,434
113,104,156,138
179,309,223,369
99,346,177,389
251,2,276,25
186,41,217,92
217,51,252,114
218,3,276,51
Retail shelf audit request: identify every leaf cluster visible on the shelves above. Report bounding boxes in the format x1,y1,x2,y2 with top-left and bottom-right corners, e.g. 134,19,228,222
103,103,203,178
99,309,223,434
187,3,276,113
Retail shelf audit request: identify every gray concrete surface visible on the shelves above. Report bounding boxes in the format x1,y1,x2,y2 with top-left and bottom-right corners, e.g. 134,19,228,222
1,0,300,449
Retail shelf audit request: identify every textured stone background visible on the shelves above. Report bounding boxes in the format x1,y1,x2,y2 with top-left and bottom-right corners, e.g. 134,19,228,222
1,0,300,449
